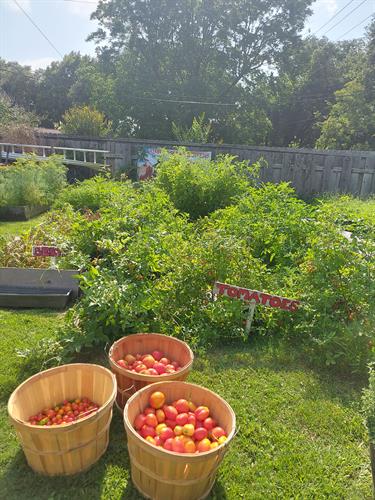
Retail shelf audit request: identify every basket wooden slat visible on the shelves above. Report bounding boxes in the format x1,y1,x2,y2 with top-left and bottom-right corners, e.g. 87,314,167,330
8,363,117,476
123,381,236,500
109,333,194,409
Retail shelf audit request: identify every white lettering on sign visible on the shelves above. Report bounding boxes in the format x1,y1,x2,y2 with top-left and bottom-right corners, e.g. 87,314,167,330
32,246,62,258
212,282,300,312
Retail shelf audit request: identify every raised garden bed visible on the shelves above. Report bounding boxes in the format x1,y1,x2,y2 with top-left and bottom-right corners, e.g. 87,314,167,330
0,268,79,309
0,205,48,221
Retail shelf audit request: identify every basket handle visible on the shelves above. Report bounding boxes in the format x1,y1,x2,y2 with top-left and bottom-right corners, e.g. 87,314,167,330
118,383,136,396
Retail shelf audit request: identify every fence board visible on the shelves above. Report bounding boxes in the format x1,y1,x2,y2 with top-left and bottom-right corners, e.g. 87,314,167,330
35,133,375,198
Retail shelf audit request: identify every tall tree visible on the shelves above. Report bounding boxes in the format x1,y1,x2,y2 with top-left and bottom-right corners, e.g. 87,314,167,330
0,59,40,112
89,0,313,140
35,52,93,127
268,37,365,147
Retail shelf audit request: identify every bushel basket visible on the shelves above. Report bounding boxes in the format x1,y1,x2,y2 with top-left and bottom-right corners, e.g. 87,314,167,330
123,380,236,500
8,363,117,476
109,333,194,409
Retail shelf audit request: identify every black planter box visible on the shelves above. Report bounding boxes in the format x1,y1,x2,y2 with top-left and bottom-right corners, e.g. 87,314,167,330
0,268,79,309
0,205,48,221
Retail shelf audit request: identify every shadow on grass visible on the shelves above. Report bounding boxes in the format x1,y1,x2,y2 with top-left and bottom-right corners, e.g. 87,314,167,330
0,412,138,500
195,336,366,407
1,407,228,500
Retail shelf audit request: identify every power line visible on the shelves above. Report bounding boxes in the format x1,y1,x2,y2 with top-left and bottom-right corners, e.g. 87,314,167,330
337,12,375,40
321,0,369,37
132,96,237,106
13,0,63,58
312,0,356,35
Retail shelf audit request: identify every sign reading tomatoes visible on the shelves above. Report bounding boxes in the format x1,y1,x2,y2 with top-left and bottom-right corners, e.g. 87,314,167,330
213,282,300,312
213,282,301,335
32,246,62,257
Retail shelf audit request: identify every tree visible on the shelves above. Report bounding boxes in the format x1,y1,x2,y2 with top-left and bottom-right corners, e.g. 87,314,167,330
0,91,38,143
172,113,212,143
88,0,313,140
59,105,112,137
0,59,40,113
35,52,94,127
315,80,375,150
268,37,365,147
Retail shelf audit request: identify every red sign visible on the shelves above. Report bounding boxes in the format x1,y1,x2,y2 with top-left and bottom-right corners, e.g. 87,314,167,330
32,246,62,257
213,282,300,312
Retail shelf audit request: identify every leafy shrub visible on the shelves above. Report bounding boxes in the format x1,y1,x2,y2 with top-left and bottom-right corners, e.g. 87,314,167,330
155,150,259,219
56,176,130,211
172,113,213,143
10,158,374,376
0,155,67,208
210,182,313,268
59,105,112,137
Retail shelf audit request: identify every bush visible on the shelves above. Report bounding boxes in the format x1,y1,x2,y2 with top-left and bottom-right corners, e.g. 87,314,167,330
59,105,112,137
11,160,374,377
56,176,130,211
155,150,259,219
0,155,67,208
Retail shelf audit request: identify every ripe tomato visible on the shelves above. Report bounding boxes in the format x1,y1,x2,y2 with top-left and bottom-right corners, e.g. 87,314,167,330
149,391,166,409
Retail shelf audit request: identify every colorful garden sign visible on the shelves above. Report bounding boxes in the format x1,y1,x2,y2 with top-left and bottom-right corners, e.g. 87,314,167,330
212,282,301,334
32,246,62,258
32,246,62,268
137,146,212,180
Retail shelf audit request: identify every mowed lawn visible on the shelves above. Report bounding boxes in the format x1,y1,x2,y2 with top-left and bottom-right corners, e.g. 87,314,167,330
0,215,45,238
0,309,372,499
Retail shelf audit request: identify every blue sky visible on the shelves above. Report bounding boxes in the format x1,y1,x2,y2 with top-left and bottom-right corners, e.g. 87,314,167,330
0,0,374,69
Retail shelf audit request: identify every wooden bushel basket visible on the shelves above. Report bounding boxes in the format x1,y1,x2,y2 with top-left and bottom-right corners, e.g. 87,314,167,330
109,333,194,410
8,363,117,476
123,381,236,500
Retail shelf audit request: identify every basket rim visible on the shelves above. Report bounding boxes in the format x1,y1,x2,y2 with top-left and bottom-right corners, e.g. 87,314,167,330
8,363,117,431
123,380,236,460
108,333,194,382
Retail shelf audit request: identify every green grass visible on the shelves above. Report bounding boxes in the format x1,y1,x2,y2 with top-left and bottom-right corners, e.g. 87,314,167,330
0,215,45,238
0,310,372,499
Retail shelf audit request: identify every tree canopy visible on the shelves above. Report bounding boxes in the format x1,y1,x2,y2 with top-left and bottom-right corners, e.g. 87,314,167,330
1,2,374,150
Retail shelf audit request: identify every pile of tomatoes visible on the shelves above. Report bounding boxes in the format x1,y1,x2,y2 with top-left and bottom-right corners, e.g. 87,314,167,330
116,350,181,376
134,391,228,453
28,397,100,426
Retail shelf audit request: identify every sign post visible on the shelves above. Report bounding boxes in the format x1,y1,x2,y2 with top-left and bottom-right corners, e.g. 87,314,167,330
212,282,301,335
32,246,62,269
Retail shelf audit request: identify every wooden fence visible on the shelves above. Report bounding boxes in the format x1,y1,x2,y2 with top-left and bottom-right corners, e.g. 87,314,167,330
36,133,375,198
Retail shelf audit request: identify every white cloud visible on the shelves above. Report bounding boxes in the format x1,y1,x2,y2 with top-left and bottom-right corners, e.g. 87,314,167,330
64,0,99,19
315,0,338,16
20,56,55,69
4,0,32,13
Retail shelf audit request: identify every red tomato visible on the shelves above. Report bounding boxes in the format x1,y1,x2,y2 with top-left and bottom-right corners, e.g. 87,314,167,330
153,363,166,375
144,407,156,415
140,425,156,438
203,417,216,430
163,405,178,420
175,399,189,413
194,427,208,441
172,437,185,453
176,413,188,426
152,350,163,361
145,413,158,427
195,406,210,421
163,438,174,451
211,427,226,440
134,413,147,430
159,427,174,441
